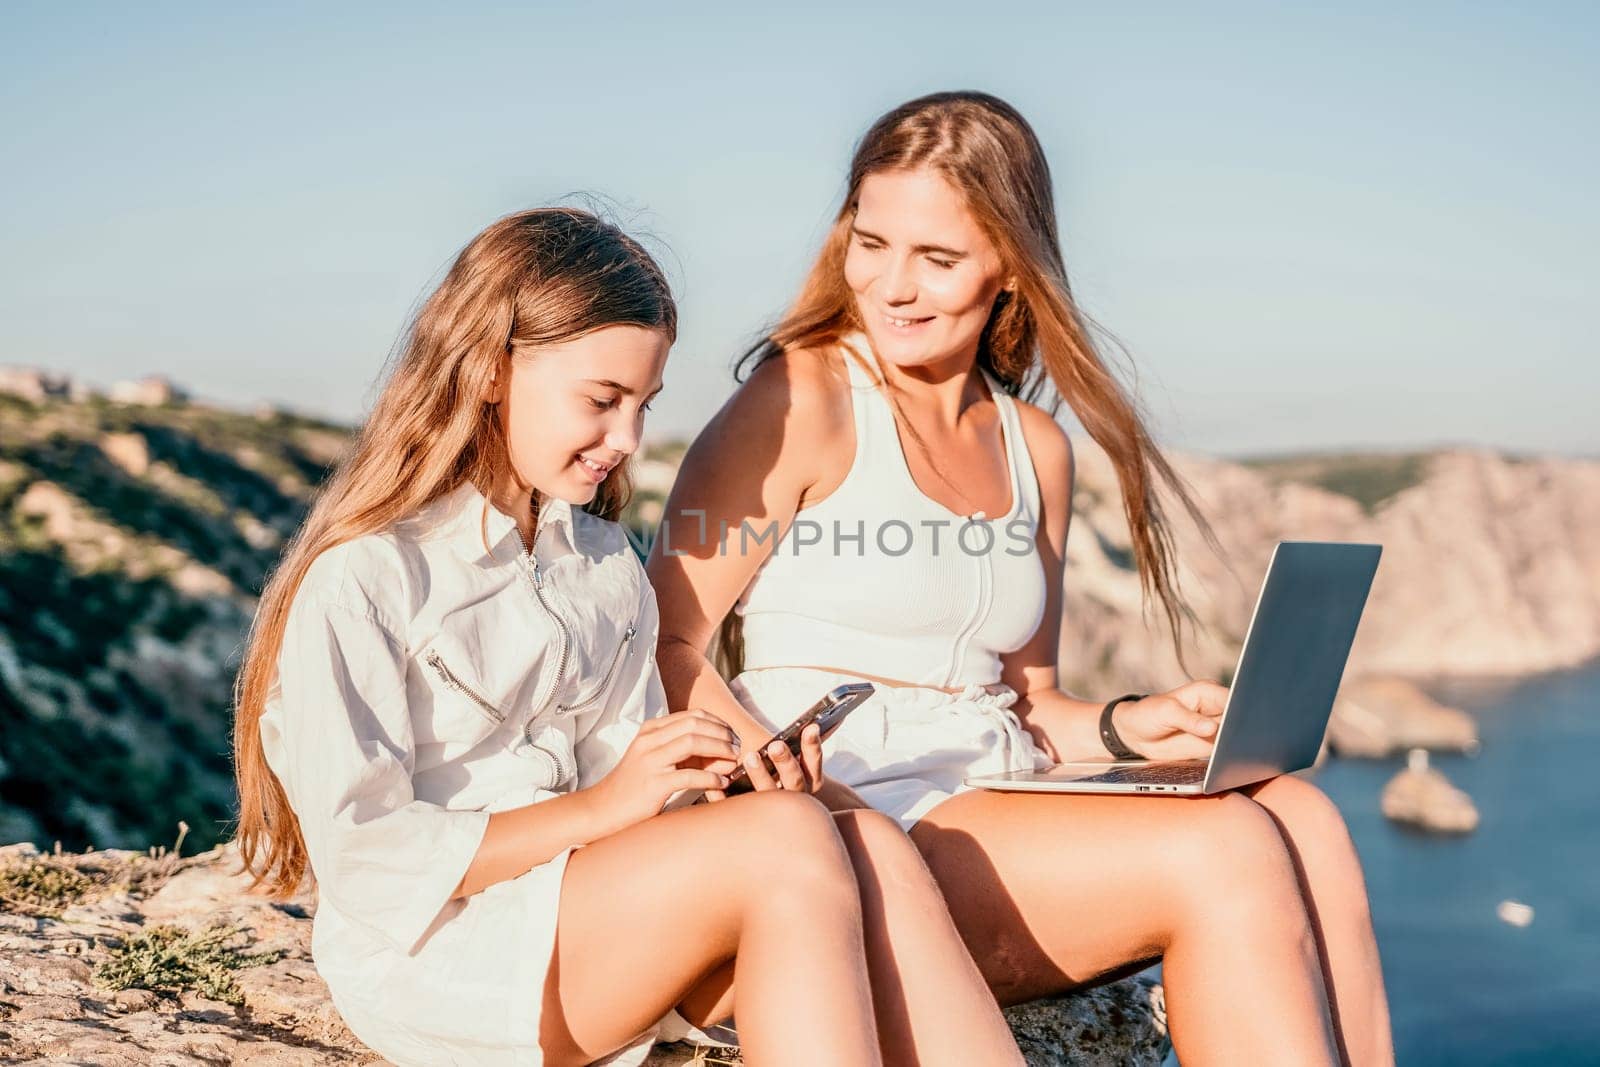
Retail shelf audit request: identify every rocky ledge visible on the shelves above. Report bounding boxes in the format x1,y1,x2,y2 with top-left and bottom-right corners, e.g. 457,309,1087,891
0,843,1169,1066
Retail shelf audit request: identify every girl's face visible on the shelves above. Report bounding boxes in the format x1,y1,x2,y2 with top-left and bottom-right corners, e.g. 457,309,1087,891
843,167,1008,374
493,324,670,507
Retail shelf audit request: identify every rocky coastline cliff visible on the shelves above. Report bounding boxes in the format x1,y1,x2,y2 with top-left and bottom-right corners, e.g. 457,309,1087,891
1058,438,1600,691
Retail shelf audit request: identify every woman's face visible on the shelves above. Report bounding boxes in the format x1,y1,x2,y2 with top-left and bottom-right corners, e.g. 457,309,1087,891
843,167,1008,374
492,324,669,507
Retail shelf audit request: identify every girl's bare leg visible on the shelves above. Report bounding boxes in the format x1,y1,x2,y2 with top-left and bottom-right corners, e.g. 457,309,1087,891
910,790,1339,1067
1243,775,1395,1067
675,810,1024,1067
539,790,881,1067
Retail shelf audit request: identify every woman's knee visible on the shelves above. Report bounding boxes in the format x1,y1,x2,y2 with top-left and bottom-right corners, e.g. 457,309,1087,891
834,808,944,901
1171,792,1306,906
1253,776,1361,859
1252,776,1374,917
1122,794,1313,964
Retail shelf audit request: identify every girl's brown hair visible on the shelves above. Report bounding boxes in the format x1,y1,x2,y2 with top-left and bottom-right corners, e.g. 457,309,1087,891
233,208,675,897
734,91,1209,660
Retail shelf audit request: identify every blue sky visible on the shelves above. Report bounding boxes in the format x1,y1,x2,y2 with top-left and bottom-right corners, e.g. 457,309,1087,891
3,2,1595,456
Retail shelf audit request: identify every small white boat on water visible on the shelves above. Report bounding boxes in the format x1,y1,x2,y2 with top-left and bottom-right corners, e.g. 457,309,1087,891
1497,900,1535,927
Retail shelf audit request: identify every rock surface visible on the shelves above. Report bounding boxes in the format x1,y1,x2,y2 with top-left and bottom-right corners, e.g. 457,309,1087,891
1326,677,1479,758
0,842,1169,1066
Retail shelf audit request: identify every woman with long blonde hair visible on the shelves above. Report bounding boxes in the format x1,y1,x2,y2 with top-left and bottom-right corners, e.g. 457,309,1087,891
650,94,1394,1066
232,208,1022,1066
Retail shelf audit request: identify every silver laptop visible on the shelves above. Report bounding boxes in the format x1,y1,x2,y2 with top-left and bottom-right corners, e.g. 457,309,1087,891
966,541,1381,796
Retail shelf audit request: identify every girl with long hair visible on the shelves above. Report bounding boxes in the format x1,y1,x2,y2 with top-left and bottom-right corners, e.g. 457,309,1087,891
232,208,1020,1066
649,94,1394,1066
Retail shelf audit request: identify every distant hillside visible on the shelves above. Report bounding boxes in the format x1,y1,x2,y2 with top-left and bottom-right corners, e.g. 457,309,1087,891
1239,451,1435,514
0,392,344,852
1060,441,1600,692
0,389,665,854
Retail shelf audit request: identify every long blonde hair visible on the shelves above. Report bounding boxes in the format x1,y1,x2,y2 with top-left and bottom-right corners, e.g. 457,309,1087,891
734,91,1210,659
233,208,675,897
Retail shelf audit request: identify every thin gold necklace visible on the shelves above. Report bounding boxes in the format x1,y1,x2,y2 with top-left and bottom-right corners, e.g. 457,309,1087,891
873,358,992,518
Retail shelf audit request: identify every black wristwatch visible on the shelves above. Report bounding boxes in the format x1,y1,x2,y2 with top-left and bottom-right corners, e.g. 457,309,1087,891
1099,694,1148,760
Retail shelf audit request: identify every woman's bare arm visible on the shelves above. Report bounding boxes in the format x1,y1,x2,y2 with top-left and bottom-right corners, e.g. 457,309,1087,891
1000,404,1227,763
647,350,855,747
995,403,1110,761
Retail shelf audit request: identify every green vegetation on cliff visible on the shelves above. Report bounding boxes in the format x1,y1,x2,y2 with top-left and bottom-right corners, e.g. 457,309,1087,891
1240,451,1434,513
0,393,341,853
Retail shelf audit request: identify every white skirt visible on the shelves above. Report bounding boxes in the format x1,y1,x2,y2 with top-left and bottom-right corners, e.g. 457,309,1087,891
315,790,660,1067
730,667,1052,830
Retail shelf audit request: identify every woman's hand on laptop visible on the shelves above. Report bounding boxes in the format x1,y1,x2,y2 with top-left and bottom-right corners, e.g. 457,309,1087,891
1113,681,1228,760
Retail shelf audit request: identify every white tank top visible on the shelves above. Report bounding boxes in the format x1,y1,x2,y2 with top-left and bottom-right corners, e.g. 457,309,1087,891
735,343,1048,688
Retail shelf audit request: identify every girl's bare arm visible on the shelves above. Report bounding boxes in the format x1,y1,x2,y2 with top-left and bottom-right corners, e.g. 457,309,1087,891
451,710,738,898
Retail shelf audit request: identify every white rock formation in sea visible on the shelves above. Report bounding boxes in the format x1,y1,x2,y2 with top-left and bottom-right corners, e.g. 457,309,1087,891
1380,750,1480,833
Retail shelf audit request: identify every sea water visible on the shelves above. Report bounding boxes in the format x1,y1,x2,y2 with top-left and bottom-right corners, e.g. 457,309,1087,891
1309,661,1600,1064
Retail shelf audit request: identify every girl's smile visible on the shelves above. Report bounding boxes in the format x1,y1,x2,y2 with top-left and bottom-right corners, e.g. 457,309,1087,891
490,325,670,517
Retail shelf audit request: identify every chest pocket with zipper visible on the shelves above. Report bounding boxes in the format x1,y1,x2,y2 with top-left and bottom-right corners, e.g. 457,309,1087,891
414,628,536,753
420,634,577,791
557,619,637,714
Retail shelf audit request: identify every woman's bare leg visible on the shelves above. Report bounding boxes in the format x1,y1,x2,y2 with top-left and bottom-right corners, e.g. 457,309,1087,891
675,809,1024,1067
835,808,1023,1066
1243,775,1394,1067
910,790,1339,1067
539,790,881,1067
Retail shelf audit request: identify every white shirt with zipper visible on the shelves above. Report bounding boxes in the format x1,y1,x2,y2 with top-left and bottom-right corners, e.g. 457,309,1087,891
260,481,663,1066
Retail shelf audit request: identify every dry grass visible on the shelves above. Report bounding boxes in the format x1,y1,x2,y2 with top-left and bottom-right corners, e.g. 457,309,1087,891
0,823,191,918
93,923,282,1006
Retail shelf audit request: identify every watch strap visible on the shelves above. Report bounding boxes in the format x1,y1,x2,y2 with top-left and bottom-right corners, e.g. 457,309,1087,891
1099,693,1148,761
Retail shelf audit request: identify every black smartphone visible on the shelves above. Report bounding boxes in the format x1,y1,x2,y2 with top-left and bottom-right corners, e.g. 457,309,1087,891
722,682,875,796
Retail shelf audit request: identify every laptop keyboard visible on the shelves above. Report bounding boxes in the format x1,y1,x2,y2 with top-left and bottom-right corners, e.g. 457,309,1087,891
1077,760,1208,786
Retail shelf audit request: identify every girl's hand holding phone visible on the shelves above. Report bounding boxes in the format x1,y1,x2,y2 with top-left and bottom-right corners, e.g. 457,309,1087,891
721,722,826,797
705,682,873,801
584,710,740,836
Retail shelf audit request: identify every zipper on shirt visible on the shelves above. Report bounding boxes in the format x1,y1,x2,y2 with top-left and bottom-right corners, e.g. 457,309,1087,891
521,720,576,785
557,621,637,713
946,539,993,688
519,553,571,714
424,651,506,725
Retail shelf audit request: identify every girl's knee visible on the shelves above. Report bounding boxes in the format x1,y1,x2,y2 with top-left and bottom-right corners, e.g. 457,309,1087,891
834,807,909,852
736,787,833,833
728,791,856,885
